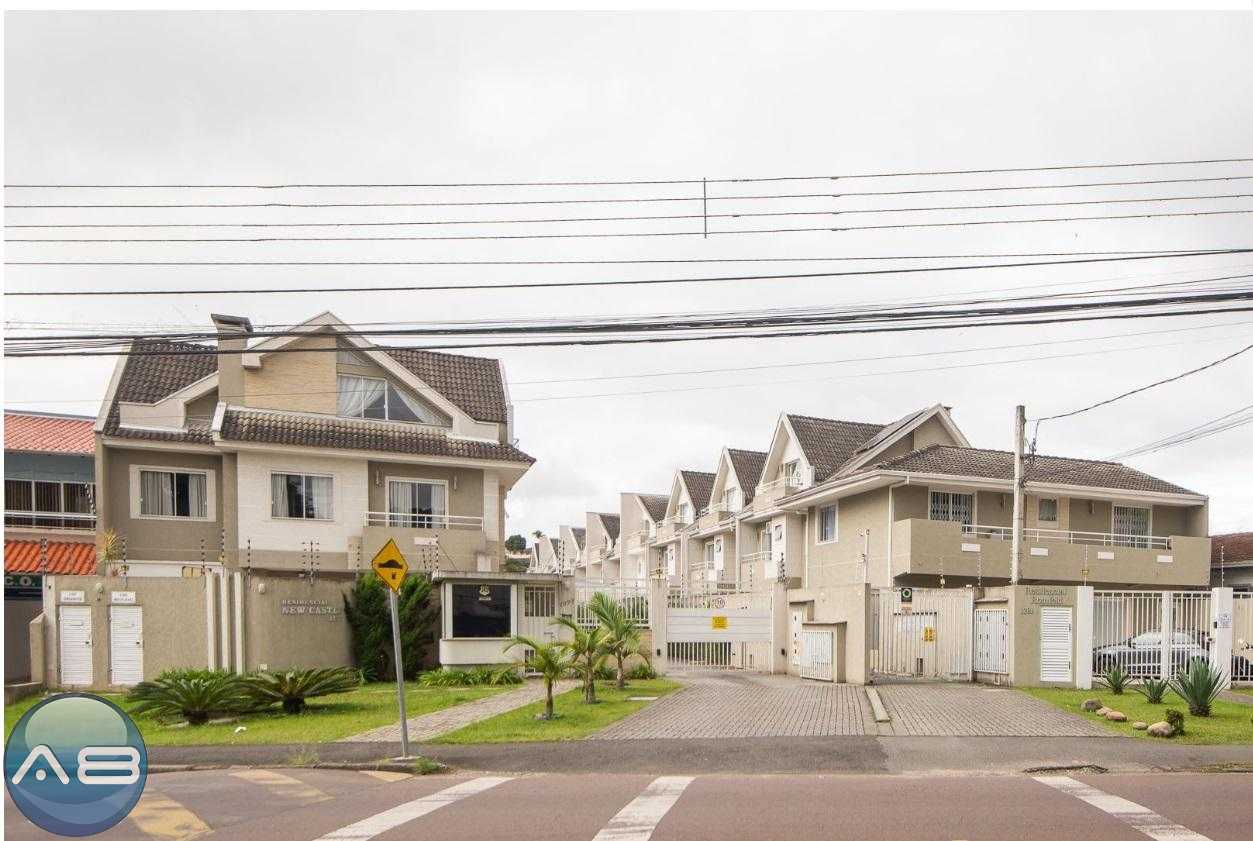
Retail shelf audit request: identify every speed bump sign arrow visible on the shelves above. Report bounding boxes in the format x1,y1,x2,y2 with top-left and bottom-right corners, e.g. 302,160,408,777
371,538,409,592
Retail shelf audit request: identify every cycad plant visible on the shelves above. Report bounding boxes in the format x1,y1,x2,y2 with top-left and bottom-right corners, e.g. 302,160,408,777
243,667,361,714
1170,659,1226,717
504,636,572,720
1133,677,1170,704
554,616,611,704
1097,665,1131,695
587,592,644,690
128,670,250,725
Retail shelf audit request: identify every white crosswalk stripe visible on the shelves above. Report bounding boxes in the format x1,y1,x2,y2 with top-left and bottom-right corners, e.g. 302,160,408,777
592,776,694,841
1033,776,1214,841
312,776,512,841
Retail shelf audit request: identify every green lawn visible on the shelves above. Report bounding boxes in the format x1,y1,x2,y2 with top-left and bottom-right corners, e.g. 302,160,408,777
1022,687,1253,745
431,678,682,744
5,682,511,746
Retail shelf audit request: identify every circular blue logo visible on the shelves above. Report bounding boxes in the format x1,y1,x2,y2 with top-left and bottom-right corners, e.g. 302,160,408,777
5,694,147,836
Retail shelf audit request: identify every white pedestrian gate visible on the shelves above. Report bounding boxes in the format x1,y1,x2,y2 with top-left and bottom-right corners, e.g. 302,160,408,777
800,629,834,681
1235,592,1253,685
973,608,1009,674
870,588,973,680
666,588,773,672
109,605,144,686
59,605,93,686
1040,606,1073,683
1093,590,1213,680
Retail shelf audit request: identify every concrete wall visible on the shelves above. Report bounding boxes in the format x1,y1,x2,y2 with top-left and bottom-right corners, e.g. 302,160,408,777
805,487,886,589
241,574,356,672
5,598,43,681
787,583,872,684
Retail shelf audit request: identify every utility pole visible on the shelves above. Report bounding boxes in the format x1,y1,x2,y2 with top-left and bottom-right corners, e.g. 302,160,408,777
1011,404,1025,585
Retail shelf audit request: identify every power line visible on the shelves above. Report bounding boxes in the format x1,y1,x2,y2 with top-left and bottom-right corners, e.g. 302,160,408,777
8,155,1252,188
11,193,1253,229
10,248,1247,268
1107,404,1253,459
8,175,1253,210
9,250,1252,298
11,209,1251,243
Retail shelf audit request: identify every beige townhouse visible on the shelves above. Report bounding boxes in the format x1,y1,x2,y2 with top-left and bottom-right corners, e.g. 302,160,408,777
560,524,586,577
529,533,560,573
652,469,715,588
618,492,668,582
583,512,620,581
37,311,546,688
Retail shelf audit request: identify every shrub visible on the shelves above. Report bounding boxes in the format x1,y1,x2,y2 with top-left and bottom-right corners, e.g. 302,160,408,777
626,662,657,680
1169,659,1225,717
1165,708,1185,735
416,666,522,687
1133,677,1169,704
243,667,361,714
1097,665,1130,695
128,671,251,725
343,573,438,682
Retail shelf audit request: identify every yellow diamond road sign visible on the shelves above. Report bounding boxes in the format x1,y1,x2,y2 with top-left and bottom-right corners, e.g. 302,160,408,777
371,538,409,592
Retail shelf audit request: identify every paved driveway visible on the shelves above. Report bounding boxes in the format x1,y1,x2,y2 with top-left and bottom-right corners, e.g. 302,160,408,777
591,672,1111,740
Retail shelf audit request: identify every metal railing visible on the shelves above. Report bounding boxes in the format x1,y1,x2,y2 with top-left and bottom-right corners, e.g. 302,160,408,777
1093,590,1212,680
4,511,96,531
573,580,650,628
363,511,483,529
1235,592,1253,685
757,467,813,496
960,523,1171,550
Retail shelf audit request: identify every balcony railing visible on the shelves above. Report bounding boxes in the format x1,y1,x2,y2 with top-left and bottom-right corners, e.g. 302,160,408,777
4,511,96,531
960,523,1171,550
757,467,813,496
363,511,484,530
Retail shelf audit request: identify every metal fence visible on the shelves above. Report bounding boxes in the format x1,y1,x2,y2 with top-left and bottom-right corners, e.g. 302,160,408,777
869,588,973,680
1092,590,1212,680
1235,592,1253,685
573,580,650,628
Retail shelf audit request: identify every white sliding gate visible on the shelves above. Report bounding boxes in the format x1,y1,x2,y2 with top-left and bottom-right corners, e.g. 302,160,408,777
870,588,973,680
666,588,773,672
1092,590,1213,680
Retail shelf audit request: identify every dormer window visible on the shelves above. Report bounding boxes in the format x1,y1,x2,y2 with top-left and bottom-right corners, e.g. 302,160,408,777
337,375,428,423
677,502,691,523
723,488,739,512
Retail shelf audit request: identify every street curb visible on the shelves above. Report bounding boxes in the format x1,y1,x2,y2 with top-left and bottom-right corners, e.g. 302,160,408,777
865,687,891,723
149,759,449,776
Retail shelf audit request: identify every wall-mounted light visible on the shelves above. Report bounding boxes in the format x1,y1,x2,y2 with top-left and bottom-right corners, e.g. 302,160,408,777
1088,500,1094,515
374,470,381,487
257,581,267,595
452,476,458,492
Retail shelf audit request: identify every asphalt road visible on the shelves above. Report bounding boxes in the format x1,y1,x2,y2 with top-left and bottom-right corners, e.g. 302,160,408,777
6,768,1251,841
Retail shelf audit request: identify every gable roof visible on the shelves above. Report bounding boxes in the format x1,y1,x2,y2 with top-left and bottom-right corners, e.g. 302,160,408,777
727,449,767,503
680,470,716,511
5,412,96,455
872,444,1198,496
571,527,586,548
5,539,96,575
637,493,670,523
596,513,621,541
852,407,929,457
383,347,508,424
1212,532,1253,565
786,414,886,482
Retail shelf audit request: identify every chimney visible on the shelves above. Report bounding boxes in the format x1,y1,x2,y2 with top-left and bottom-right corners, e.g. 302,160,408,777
211,314,253,405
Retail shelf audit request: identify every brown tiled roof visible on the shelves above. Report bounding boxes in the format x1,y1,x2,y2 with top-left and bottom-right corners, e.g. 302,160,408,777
872,445,1198,496
219,408,534,463
101,340,218,444
637,493,670,523
596,513,621,541
5,413,96,455
680,470,716,511
852,406,930,457
727,449,767,503
1212,532,1253,564
5,539,96,575
571,527,586,548
786,414,886,481
383,348,508,424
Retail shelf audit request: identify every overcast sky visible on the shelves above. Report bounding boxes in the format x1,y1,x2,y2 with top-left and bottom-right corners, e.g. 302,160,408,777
5,11,1252,538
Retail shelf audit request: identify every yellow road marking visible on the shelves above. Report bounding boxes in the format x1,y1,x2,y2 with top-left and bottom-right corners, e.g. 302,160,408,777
360,770,411,783
230,768,332,804
127,790,211,841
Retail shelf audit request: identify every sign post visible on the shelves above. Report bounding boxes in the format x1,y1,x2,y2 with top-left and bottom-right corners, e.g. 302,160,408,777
371,538,411,759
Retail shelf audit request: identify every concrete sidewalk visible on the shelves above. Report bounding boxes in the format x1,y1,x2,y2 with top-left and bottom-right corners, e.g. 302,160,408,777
150,735,1253,776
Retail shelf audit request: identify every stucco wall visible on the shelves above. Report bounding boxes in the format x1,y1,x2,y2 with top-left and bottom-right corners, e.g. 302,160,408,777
241,574,355,671
789,583,871,684
805,487,887,589
242,334,339,413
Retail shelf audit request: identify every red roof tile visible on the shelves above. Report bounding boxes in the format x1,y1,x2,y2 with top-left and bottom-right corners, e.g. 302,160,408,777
5,540,97,575
1212,532,1253,565
5,413,96,455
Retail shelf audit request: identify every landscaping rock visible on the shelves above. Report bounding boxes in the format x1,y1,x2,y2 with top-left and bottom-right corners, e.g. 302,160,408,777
1095,706,1112,717
1146,721,1174,738
1131,721,1148,730
1105,711,1127,722
1081,699,1103,712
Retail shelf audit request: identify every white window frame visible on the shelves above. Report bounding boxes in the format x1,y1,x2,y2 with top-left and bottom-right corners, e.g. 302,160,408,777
336,373,431,424
385,476,449,526
816,503,838,544
270,471,335,522
723,486,739,512
4,478,95,518
928,489,976,526
677,502,691,524
129,465,215,522
1038,496,1059,525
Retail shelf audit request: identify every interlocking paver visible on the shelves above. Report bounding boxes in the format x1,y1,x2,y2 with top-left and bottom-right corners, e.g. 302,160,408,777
875,684,1115,736
590,673,869,739
343,679,579,742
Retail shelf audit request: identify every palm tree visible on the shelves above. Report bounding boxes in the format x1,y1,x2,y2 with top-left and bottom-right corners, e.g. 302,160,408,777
504,635,571,720
554,616,610,703
588,592,643,690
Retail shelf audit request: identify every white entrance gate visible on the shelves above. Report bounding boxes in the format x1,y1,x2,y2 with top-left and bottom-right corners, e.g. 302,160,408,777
870,588,973,680
1234,592,1253,685
109,605,144,686
1040,606,1073,683
800,629,834,681
59,605,93,686
973,608,1009,675
1093,590,1213,680
666,588,773,672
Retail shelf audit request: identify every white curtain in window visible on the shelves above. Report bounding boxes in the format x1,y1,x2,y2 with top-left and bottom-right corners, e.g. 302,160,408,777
271,473,290,518
307,475,333,519
337,375,386,418
386,383,429,423
187,473,207,519
141,471,174,516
